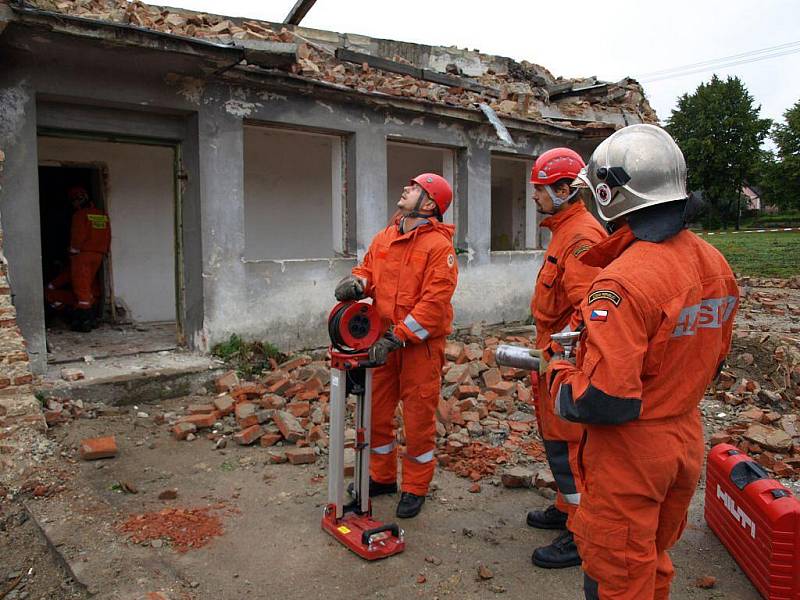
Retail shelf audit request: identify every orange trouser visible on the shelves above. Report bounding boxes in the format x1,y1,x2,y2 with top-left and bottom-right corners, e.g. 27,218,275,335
71,252,104,309
370,337,444,496
533,371,584,517
572,412,703,600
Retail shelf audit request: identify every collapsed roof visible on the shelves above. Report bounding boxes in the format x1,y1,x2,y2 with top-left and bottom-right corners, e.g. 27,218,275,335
17,0,659,135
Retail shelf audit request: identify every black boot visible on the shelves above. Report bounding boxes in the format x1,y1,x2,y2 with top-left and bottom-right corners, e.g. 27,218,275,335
347,478,397,498
531,530,582,569
396,492,425,518
70,309,93,333
526,504,568,530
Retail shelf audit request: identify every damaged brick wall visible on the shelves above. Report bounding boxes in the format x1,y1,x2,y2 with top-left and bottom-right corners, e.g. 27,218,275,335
0,148,43,431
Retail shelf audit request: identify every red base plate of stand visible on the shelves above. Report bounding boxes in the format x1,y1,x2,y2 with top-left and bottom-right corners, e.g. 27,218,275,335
322,504,405,560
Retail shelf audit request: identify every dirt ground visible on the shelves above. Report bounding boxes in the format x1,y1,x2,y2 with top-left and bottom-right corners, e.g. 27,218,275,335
1,279,798,600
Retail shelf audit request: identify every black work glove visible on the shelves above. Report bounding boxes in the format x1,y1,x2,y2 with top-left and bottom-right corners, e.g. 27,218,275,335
368,329,405,365
334,275,365,301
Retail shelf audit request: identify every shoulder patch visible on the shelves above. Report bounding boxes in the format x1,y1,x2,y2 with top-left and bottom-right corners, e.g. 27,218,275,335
447,253,455,268
573,244,591,258
588,289,622,306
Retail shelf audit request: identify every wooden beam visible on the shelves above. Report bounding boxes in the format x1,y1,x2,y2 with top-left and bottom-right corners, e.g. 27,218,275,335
284,0,318,25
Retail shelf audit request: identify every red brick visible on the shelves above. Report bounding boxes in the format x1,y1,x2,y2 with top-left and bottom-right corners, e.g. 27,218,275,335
13,374,33,386
445,341,466,363
285,383,305,398
79,436,118,460
231,383,267,402
0,318,17,328
307,425,327,443
172,422,197,440
215,370,239,393
481,367,502,388
482,347,497,367
235,402,258,428
303,377,323,392
279,355,311,372
259,394,285,409
286,446,316,465
708,432,732,446
462,411,480,422
259,433,283,447
274,410,305,442
296,390,319,402
286,401,310,418
436,397,454,426
0,378,10,389
178,412,219,429
6,351,29,363
213,394,235,416
489,381,515,396
44,410,66,426
267,377,292,395
234,424,264,445
188,403,216,414
267,449,287,464
456,385,480,399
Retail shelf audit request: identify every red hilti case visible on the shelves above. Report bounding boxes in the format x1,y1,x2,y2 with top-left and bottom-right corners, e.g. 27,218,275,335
705,443,800,600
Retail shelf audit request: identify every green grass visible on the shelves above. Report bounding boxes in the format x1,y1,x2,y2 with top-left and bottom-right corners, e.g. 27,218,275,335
699,230,800,278
211,334,286,379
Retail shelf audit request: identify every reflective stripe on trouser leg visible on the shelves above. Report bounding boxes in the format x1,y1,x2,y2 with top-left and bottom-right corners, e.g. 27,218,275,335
399,338,444,496
369,354,401,485
544,439,580,505
583,573,600,600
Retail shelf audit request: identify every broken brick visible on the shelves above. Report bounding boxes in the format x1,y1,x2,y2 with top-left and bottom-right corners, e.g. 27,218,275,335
213,395,235,416
215,370,239,393
235,402,258,428
286,401,310,418
286,447,316,465
172,422,197,440
178,412,219,429
188,403,216,414
234,424,264,445
274,410,305,442
267,377,292,395
259,433,282,447
79,435,118,460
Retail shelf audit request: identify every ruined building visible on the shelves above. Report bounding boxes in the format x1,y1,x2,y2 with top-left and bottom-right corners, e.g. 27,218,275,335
0,0,657,375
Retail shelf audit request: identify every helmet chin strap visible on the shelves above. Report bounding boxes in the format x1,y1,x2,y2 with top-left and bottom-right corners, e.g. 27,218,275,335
545,184,579,209
403,191,435,219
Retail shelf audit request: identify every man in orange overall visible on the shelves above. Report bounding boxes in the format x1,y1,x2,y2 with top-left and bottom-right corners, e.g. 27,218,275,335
527,148,607,569
65,186,111,332
546,124,738,599
334,173,458,519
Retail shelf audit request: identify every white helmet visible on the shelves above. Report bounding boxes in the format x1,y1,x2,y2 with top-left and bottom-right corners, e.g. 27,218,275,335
574,124,688,223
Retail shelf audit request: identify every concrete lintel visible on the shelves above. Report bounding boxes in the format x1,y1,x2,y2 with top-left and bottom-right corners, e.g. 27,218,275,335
238,40,297,69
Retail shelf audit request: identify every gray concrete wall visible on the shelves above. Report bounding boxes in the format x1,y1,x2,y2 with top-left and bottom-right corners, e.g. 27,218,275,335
0,26,603,363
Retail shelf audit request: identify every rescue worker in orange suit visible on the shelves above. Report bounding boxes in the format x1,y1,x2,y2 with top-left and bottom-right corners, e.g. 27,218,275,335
543,124,738,599
334,173,458,519
45,264,100,315
64,186,111,332
526,148,607,569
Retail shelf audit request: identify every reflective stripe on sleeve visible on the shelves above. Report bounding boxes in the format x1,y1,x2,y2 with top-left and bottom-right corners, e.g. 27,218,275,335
403,314,430,340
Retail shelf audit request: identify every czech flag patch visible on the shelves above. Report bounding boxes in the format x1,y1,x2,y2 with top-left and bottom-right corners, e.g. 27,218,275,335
590,309,608,322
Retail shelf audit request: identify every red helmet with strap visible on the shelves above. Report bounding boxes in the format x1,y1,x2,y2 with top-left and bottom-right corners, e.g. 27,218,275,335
530,148,586,186
411,173,453,216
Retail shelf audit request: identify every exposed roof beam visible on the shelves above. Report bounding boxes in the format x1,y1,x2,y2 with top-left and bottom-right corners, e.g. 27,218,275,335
283,0,317,25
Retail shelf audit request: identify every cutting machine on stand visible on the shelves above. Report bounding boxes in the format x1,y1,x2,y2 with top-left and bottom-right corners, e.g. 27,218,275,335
321,300,405,560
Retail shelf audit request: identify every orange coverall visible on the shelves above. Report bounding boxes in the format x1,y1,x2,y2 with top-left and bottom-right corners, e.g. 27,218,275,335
548,224,738,599
531,201,607,518
69,206,111,309
353,218,458,495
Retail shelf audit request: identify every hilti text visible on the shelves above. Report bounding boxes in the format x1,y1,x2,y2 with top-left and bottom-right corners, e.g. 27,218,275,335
717,485,757,539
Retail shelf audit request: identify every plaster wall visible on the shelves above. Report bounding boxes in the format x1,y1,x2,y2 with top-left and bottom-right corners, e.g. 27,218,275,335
37,137,176,322
243,127,340,260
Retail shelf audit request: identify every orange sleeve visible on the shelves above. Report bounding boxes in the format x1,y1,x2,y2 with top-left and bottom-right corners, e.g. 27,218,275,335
394,244,458,343
548,278,651,424
352,240,377,298
70,210,89,252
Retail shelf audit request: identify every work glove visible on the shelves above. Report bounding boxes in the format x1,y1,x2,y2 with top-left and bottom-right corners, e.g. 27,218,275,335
368,329,405,366
529,348,549,376
334,275,366,301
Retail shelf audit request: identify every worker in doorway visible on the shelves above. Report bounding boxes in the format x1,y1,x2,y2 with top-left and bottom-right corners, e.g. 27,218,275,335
527,148,607,569
65,186,111,332
334,173,458,519
546,124,738,599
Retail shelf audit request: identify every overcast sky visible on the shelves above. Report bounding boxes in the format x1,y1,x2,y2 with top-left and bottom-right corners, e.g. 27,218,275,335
164,0,800,128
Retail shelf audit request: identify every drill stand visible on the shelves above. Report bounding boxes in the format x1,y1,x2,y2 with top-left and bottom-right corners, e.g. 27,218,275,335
322,302,405,559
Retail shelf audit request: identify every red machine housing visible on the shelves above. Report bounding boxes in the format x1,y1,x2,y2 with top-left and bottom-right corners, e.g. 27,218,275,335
321,503,405,560
705,443,800,599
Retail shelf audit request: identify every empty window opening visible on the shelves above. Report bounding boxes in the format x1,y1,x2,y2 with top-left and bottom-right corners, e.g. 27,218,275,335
386,141,455,225
491,155,532,251
244,126,345,260
38,136,178,362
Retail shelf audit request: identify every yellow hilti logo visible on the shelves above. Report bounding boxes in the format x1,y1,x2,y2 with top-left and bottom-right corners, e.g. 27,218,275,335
87,214,108,229
717,485,756,539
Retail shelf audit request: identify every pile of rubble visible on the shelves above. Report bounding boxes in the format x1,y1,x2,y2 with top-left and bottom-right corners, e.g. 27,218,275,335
24,0,657,127
123,328,554,489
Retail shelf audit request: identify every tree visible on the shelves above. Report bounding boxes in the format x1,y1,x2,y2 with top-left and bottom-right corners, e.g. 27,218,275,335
666,75,771,229
760,99,800,211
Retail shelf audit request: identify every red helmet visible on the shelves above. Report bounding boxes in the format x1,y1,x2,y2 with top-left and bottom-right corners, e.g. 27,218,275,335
67,186,89,202
411,173,453,216
530,148,586,186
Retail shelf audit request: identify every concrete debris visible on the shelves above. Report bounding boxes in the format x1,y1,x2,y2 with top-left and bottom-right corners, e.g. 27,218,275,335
26,0,657,129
